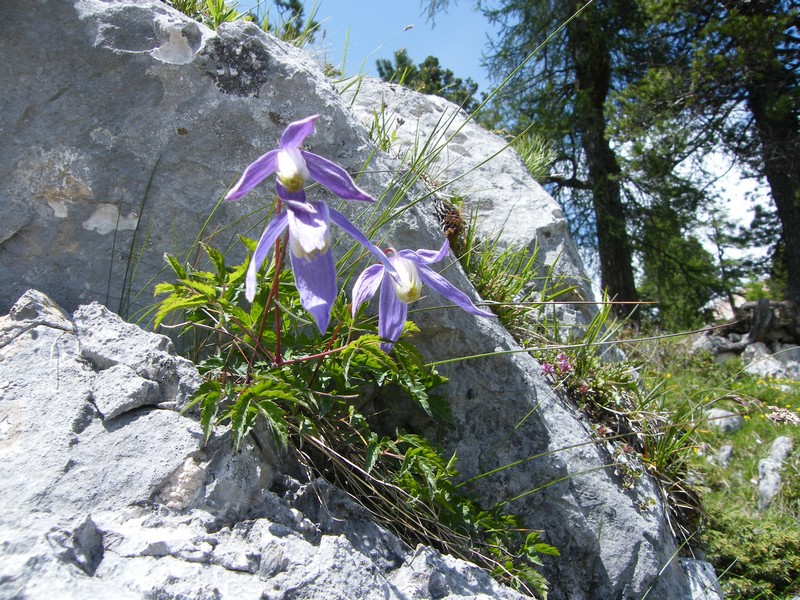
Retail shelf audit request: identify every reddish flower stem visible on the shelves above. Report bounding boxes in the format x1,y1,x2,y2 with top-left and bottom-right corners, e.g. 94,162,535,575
247,198,285,382
308,320,343,386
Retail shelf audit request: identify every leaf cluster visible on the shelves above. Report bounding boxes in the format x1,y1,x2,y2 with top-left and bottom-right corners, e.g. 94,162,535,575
155,242,556,597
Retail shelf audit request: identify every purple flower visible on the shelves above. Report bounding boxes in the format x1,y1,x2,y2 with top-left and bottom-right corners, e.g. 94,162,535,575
225,115,393,333
352,240,495,352
541,362,555,376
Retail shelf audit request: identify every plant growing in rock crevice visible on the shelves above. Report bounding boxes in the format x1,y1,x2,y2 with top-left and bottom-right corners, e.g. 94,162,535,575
156,116,556,597
533,307,705,544
156,243,556,597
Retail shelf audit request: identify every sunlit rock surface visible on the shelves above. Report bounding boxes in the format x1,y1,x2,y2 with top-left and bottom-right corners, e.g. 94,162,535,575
0,290,526,600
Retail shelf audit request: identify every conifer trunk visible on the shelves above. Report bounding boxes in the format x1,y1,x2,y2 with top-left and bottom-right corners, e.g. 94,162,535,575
736,0,800,308
566,1,640,321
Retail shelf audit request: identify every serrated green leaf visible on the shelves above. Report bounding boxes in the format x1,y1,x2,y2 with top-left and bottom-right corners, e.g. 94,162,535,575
153,295,209,328
531,543,560,557
177,278,218,299
239,235,258,253
364,432,380,474
202,242,227,281
181,380,222,445
164,252,187,279
199,381,222,444
154,282,178,296
229,391,254,451
226,258,249,289
254,397,289,448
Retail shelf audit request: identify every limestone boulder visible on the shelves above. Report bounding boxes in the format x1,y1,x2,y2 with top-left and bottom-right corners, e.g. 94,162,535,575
1,0,373,318
0,290,526,600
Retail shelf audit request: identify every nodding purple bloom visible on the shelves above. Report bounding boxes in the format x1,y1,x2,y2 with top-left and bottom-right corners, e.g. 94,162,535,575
352,240,495,352
225,115,393,333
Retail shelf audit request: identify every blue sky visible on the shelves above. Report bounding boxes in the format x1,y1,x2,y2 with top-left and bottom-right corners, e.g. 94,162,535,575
238,1,500,94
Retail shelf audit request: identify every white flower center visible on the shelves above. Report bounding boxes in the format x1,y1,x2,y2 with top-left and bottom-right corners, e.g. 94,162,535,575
391,256,422,303
277,148,310,193
290,228,331,261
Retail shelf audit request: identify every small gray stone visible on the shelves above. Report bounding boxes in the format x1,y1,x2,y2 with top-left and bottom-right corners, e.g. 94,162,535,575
715,445,734,468
73,302,201,408
742,342,795,379
705,409,743,434
0,289,75,349
758,436,794,511
680,559,724,600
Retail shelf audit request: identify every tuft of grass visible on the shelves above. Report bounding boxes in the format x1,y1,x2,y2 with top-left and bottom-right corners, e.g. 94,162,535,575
456,205,577,341
511,131,557,184
163,0,321,44
163,0,241,29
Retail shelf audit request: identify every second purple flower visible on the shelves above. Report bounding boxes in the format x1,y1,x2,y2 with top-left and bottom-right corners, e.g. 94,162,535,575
352,240,496,352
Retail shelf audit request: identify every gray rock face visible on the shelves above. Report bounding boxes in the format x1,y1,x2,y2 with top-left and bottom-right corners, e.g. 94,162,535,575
0,1,714,598
1,0,371,318
0,290,526,600
340,78,591,303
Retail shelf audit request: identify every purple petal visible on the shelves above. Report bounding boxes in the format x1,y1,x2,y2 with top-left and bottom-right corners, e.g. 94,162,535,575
287,202,331,257
378,272,408,352
276,182,306,202
245,212,289,302
226,149,279,201
329,209,398,280
398,240,450,265
276,183,318,214
303,152,375,202
351,264,384,316
289,248,337,333
417,265,496,318
279,115,319,149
